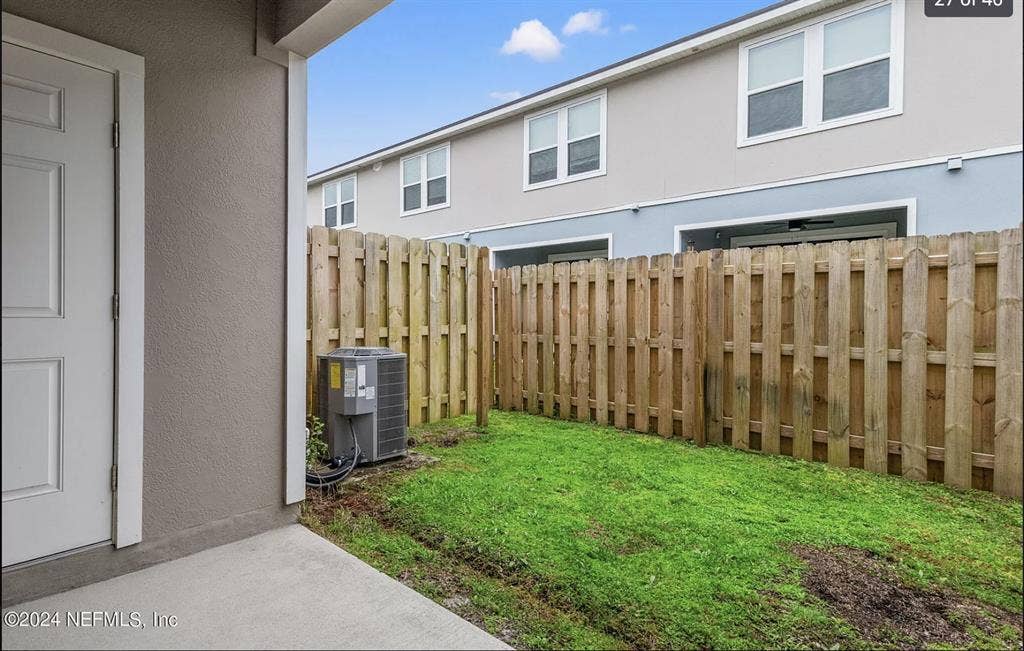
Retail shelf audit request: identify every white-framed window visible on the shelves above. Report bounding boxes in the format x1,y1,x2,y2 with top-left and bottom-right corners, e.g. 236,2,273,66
523,90,606,191
737,0,904,147
400,143,449,216
323,175,356,228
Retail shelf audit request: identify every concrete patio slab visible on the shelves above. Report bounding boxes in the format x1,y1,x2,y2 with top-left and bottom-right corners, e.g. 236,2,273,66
2,525,510,650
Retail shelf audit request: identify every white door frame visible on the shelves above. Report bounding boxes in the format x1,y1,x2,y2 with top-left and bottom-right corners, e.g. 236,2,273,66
286,52,308,504
3,12,145,549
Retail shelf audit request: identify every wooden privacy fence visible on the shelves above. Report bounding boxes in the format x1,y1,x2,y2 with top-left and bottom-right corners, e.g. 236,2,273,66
308,226,1022,498
492,255,709,440
306,226,489,426
491,227,1023,498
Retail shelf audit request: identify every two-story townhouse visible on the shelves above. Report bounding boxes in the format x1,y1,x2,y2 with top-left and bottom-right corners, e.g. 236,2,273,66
307,0,1023,268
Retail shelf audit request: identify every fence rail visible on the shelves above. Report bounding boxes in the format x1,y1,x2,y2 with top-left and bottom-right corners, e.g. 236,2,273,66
308,226,1022,498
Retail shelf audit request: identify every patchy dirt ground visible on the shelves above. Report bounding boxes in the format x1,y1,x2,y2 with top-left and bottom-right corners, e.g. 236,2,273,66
407,426,483,448
303,452,433,523
793,545,1023,649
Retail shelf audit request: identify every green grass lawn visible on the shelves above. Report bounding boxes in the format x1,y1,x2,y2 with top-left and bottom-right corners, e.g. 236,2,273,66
302,411,1023,649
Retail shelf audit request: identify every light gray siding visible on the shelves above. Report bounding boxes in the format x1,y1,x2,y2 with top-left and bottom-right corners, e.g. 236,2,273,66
447,152,1022,259
308,1,1022,238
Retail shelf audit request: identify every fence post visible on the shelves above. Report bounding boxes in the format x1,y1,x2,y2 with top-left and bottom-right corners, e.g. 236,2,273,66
476,248,493,427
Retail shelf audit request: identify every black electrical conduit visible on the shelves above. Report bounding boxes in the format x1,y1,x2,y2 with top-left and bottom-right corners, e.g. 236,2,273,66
306,417,361,489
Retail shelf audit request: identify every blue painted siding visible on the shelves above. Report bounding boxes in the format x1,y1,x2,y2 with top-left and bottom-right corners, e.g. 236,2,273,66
448,152,1022,259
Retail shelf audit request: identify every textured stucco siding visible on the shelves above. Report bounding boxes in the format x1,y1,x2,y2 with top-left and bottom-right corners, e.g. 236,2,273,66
446,152,1023,259
308,1,1022,238
3,0,289,543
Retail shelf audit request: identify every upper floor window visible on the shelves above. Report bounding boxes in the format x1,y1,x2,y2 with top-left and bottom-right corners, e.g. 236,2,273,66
323,175,356,228
524,91,606,190
738,0,903,147
401,144,449,216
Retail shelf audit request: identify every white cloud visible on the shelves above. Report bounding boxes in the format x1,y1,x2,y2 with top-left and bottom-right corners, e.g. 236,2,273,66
563,10,609,36
619,23,637,33
501,20,564,62
489,90,523,103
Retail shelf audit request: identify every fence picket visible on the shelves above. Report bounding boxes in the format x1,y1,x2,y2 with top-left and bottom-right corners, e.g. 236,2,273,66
408,239,425,425
593,258,610,425
692,261,708,445
309,226,331,412
364,233,384,347
994,227,1023,498
525,265,539,414
863,238,888,473
732,248,752,449
541,263,555,418
706,249,724,444
574,261,591,422
387,235,406,353
944,232,975,488
680,253,699,438
656,254,675,437
338,229,358,347
633,256,651,433
476,248,492,426
557,263,572,418
827,240,851,467
427,242,445,420
448,243,465,417
498,269,513,411
901,235,929,480
466,245,479,415
510,266,523,411
793,243,815,460
761,246,783,454
613,259,629,429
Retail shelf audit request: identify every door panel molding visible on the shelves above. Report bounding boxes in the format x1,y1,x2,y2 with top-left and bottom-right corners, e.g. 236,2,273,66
1,357,63,502
1,154,63,318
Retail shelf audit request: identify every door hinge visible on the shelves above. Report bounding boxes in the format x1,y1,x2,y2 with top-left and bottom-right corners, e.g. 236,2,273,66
112,121,120,149
112,293,120,320
110,465,118,492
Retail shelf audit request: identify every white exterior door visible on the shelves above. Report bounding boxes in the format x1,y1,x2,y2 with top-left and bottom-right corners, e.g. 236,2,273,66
2,41,116,566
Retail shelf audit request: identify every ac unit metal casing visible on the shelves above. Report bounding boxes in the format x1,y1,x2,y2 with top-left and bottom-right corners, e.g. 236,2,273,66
317,347,407,463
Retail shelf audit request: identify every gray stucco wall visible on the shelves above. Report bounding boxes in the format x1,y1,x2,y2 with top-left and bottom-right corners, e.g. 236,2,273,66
451,152,1023,259
308,1,1022,238
3,0,290,553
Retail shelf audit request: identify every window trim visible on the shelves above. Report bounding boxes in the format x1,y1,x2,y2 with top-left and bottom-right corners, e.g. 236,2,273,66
522,90,607,192
322,174,357,229
736,0,904,148
399,143,450,217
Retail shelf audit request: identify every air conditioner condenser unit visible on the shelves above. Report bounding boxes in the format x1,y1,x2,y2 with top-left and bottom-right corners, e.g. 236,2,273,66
316,346,408,465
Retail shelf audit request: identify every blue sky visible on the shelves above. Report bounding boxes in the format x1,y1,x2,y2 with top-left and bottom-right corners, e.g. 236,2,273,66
308,0,777,173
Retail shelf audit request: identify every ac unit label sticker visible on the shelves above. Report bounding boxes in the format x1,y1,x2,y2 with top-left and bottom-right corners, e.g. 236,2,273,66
344,367,357,397
329,362,342,390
